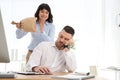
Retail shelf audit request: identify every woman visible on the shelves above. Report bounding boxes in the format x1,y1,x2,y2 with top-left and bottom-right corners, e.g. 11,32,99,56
15,3,55,63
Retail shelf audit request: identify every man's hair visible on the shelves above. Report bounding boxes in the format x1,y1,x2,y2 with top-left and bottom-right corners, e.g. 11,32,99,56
63,25,75,36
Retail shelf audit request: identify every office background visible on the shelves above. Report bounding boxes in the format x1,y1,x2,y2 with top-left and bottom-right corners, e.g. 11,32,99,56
0,0,120,79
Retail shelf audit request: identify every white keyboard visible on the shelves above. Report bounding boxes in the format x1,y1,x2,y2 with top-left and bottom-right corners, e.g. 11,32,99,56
107,66,120,71
0,72,15,78
13,71,53,75
13,71,45,75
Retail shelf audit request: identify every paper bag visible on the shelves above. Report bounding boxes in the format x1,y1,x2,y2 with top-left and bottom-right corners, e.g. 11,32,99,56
20,17,37,32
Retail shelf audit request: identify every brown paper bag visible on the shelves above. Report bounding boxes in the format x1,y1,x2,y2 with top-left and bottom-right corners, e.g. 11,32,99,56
12,17,37,32
20,17,37,32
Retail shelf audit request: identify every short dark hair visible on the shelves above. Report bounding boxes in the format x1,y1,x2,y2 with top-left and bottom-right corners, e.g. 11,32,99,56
34,3,53,23
63,25,75,36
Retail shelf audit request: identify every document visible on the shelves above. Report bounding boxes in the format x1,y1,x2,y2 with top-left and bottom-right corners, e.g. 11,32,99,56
52,73,95,80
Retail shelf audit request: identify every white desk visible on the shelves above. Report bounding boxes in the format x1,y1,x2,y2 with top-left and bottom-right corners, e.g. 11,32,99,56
102,68,120,80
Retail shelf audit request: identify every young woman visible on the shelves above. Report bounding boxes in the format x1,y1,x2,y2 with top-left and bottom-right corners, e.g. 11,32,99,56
15,3,55,63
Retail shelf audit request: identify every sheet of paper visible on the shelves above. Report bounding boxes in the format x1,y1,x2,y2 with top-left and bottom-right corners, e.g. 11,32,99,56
52,73,95,80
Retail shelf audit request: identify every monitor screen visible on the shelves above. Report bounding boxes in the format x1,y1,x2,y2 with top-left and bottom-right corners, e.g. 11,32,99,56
0,8,10,63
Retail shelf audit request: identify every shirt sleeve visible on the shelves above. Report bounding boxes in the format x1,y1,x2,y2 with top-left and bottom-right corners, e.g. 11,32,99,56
26,43,43,71
64,51,77,72
16,29,27,39
39,24,55,41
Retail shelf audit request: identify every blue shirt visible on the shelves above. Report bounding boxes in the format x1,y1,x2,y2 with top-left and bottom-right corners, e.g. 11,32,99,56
16,21,55,50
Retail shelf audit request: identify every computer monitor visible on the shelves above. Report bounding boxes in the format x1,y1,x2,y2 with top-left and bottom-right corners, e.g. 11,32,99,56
0,8,10,63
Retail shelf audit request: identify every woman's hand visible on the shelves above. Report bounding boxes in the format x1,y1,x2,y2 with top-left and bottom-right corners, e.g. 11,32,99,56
11,21,22,29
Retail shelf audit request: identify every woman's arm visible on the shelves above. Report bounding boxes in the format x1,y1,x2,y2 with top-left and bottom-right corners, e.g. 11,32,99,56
39,24,55,41
16,29,28,39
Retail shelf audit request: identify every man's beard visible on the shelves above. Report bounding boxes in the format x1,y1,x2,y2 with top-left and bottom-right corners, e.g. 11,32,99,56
57,41,65,50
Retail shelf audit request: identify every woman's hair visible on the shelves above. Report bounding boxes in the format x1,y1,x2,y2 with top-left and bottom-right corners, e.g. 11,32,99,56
63,25,75,36
34,3,53,23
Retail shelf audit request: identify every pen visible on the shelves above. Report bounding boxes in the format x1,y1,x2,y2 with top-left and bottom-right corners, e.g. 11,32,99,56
74,72,90,76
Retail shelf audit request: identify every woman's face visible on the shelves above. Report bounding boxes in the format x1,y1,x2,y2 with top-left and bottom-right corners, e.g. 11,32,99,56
39,9,49,22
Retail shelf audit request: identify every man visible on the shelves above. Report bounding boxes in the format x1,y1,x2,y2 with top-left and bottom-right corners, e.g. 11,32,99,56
26,25,77,73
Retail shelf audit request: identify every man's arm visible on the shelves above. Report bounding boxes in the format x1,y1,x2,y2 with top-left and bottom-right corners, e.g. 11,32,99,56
26,42,52,74
64,51,77,72
26,43,43,71
62,39,77,72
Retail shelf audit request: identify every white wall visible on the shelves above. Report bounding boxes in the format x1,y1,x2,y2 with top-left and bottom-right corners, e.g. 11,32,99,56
0,0,104,72
2,0,120,73
98,0,120,67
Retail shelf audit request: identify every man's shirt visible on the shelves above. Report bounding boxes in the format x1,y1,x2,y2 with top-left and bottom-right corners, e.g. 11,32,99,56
26,42,77,72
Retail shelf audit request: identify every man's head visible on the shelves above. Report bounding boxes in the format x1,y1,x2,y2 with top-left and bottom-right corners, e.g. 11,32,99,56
63,25,75,36
56,25,75,49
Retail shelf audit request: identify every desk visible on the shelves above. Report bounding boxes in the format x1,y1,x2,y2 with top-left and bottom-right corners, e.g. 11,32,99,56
0,72,108,80
102,68,120,80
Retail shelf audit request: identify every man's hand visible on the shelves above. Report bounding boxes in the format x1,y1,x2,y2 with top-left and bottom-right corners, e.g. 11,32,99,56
32,66,52,74
67,39,74,47
64,39,74,52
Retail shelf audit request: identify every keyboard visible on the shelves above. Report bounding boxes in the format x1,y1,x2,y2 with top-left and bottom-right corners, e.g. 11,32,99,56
107,66,120,71
13,71,53,75
13,71,46,75
0,72,15,78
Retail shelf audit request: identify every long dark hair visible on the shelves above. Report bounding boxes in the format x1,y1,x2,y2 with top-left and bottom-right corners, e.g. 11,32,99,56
34,3,53,23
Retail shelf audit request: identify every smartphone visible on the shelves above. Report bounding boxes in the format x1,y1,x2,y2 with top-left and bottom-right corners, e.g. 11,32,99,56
63,44,69,49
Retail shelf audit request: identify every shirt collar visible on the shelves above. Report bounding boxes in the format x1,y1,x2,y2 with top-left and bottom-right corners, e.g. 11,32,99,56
45,21,49,25
51,42,63,52
51,42,56,47
51,42,59,51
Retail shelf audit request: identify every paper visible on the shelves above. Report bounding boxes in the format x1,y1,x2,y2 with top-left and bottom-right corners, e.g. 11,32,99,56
52,73,95,80
20,17,37,32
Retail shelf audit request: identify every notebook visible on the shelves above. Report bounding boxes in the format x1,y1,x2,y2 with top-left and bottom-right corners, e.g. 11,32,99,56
52,73,95,80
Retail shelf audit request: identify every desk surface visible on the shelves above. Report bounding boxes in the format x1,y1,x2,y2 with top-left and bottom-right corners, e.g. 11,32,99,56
0,72,108,80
